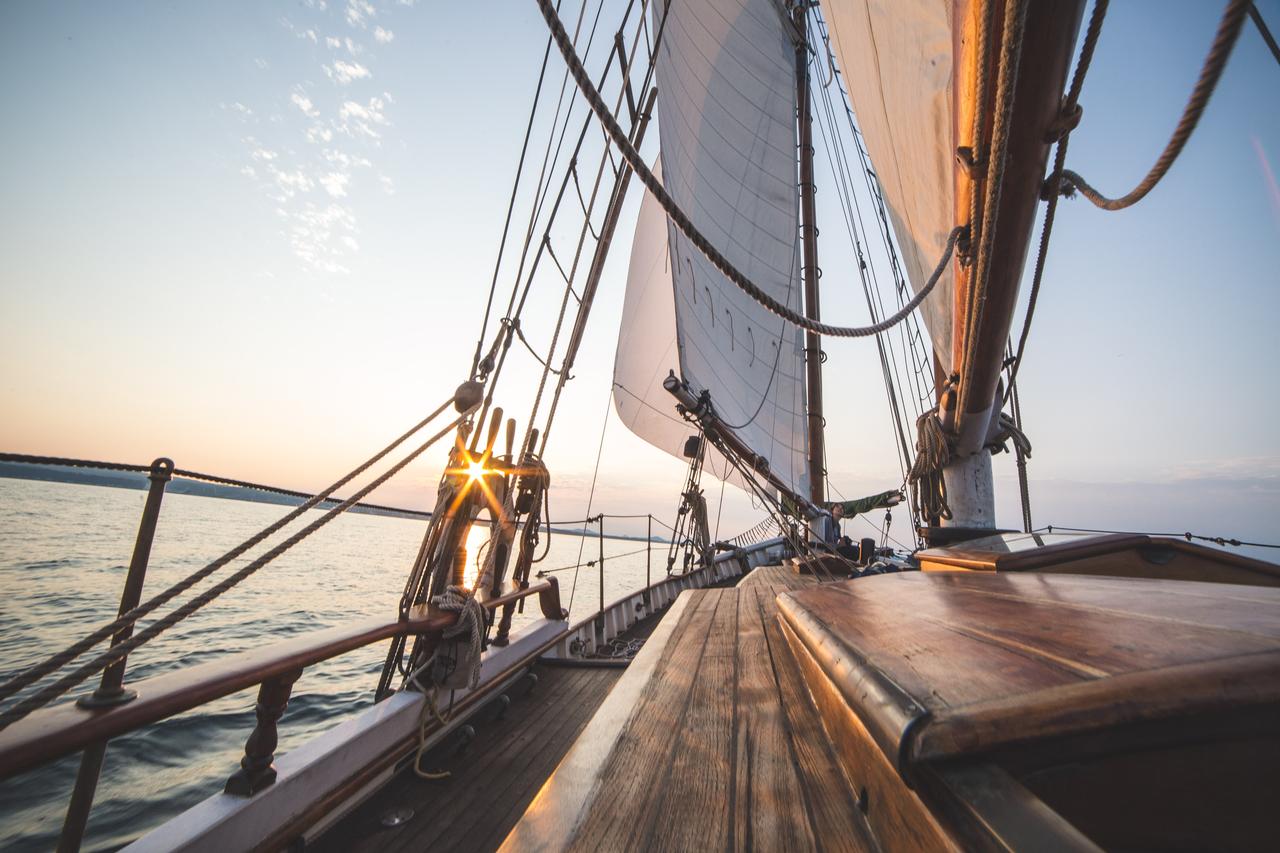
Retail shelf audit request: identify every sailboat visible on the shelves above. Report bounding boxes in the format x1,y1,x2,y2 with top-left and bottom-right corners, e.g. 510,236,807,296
1,0,1277,849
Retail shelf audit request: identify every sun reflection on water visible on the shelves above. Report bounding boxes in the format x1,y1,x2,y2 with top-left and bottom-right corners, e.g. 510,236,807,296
461,523,490,590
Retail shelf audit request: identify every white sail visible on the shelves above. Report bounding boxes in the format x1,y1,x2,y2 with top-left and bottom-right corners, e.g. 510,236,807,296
612,171,753,493
614,0,810,499
818,0,955,373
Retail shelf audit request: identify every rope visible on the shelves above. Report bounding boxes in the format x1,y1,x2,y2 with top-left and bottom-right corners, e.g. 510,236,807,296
1039,525,1279,550
1059,0,1251,210
0,411,467,729
433,586,485,690
535,0,964,340
1004,0,1109,404
906,410,951,523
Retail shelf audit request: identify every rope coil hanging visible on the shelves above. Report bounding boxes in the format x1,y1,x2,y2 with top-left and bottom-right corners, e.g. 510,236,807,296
535,0,964,340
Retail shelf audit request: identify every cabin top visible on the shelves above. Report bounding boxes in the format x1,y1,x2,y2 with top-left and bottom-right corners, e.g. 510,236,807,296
777,571,1280,768
914,530,1280,585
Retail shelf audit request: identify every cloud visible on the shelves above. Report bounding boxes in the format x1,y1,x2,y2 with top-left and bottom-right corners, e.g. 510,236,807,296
319,172,351,197
374,26,394,44
324,60,371,84
338,96,388,140
345,0,376,28
290,92,319,118
306,125,334,144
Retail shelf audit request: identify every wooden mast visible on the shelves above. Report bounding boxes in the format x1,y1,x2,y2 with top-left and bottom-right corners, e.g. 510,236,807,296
940,0,1086,531
795,1,826,508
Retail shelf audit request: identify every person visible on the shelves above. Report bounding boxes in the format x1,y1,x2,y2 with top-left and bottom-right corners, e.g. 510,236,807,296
813,502,843,549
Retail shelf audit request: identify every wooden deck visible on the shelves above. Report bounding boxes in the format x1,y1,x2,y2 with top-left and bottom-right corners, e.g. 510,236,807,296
502,565,874,851
315,662,621,853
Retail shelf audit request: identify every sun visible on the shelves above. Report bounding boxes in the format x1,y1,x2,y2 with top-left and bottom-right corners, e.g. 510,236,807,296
464,457,490,483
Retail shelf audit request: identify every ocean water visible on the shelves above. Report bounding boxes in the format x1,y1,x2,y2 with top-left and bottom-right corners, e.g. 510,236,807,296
0,479,661,851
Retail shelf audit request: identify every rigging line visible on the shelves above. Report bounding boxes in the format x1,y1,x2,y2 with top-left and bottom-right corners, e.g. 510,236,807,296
1005,0,1109,404
0,413,468,729
537,545,653,575
813,57,925,535
513,4,653,447
0,395,462,706
473,4,560,377
542,235,582,298
1038,525,1280,550
713,476,726,543
536,0,964,340
482,0,606,393
812,9,936,418
475,0,616,439
514,322,566,375
502,0,600,323
1252,2,1280,68
536,0,671,456
1060,0,1252,210
568,382,613,615
810,54,914,484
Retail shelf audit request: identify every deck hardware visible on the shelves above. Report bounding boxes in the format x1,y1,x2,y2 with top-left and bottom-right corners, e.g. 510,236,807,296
380,808,414,828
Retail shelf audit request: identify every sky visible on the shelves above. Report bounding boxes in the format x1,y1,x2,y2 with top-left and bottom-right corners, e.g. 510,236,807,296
1,1,1277,560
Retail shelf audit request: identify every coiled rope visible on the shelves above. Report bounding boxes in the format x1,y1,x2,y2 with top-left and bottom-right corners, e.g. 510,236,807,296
534,0,964,340
1059,0,1251,210
906,410,952,523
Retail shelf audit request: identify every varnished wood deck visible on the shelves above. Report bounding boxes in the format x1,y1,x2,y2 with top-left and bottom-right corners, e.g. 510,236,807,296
503,565,873,851
315,662,621,853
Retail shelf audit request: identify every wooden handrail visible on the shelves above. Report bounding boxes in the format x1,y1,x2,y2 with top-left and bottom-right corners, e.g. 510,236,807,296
0,578,564,780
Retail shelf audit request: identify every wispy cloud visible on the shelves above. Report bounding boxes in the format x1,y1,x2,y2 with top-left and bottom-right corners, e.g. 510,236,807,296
324,59,371,84
346,0,376,28
290,92,319,118
231,1,407,274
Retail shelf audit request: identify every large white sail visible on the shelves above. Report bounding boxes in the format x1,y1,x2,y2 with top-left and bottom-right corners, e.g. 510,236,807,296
818,0,956,373
613,0,810,499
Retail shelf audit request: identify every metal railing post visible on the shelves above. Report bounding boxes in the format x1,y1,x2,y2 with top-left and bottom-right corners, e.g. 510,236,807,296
596,515,605,635
58,457,172,853
644,514,652,609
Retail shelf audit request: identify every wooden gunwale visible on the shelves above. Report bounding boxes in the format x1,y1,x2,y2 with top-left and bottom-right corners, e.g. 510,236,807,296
0,578,563,780
918,532,1280,578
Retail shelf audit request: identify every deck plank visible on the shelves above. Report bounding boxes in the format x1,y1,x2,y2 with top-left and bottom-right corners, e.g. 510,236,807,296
315,663,619,853
565,590,723,849
733,584,818,850
640,588,738,851
757,584,875,852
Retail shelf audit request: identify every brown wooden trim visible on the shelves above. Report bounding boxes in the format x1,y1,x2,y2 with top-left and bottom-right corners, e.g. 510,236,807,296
919,534,1280,580
913,649,1280,763
0,580,560,780
918,762,1102,852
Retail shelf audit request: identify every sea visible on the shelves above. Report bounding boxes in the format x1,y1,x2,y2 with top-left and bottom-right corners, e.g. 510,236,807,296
0,478,662,851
